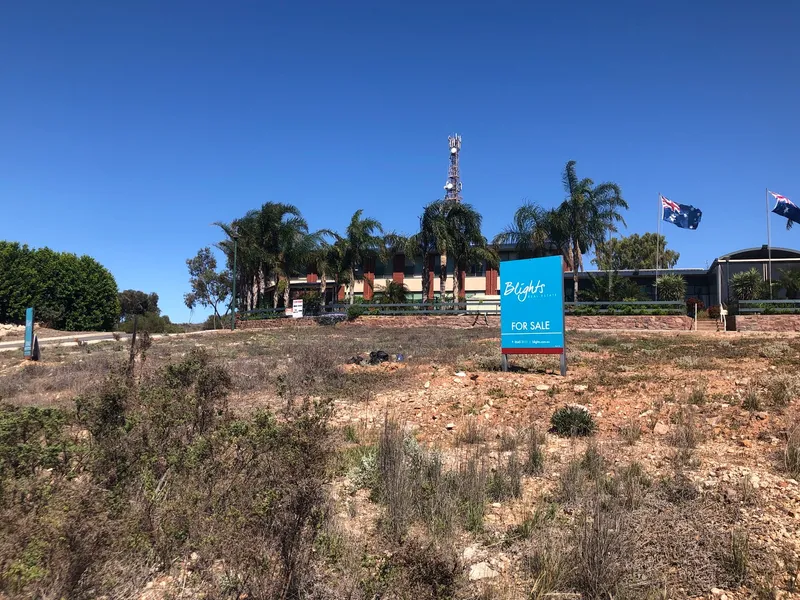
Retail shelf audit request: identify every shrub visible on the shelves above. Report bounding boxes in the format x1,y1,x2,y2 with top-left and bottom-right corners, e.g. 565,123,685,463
298,290,323,315
708,305,721,320
458,417,485,445
347,304,367,320
742,387,761,412
550,405,596,437
686,297,705,314
487,452,523,501
656,274,686,301
768,373,800,407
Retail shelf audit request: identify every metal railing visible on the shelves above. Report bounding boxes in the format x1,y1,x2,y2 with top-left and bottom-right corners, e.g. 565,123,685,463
738,299,800,314
239,300,687,320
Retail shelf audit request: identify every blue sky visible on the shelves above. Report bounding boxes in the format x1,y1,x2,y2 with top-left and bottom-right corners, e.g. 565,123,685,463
1,1,799,322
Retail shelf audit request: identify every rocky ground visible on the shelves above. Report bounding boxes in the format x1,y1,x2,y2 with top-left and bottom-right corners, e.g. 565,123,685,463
1,326,799,599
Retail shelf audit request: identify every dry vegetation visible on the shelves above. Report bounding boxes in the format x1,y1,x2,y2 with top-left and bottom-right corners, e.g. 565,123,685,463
1,326,800,599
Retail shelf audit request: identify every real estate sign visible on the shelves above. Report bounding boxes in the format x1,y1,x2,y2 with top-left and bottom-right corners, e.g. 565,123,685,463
500,256,566,371
292,299,304,319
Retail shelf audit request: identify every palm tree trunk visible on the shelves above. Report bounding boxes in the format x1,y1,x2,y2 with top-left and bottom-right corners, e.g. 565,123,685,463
453,263,461,303
283,277,290,309
439,253,447,300
421,258,430,305
319,270,327,306
572,240,580,302
349,268,356,304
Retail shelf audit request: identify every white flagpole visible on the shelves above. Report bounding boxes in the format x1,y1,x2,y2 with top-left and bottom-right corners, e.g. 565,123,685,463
766,188,773,299
655,194,661,301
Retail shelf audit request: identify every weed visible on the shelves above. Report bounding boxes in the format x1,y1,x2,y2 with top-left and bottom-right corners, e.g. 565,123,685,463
581,442,605,480
619,422,641,445
743,387,761,412
524,535,571,599
487,386,506,399
458,417,486,445
676,355,712,370
618,461,650,509
377,416,413,540
498,428,518,451
786,426,800,478
559,460,585,503
759,342,790,359
343,423,360,443
524,425,545,475
460,457,487,532
550,405,596,437
670,407,699,464
739,475,759,506
726,529,750,584
687,383,707,406
487,452,523,501
572,501,631,599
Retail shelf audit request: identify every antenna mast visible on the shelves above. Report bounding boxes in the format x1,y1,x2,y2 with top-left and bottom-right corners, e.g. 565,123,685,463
443,134,462,202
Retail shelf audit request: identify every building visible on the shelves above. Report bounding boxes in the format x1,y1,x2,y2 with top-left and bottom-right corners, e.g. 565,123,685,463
279,245,800,308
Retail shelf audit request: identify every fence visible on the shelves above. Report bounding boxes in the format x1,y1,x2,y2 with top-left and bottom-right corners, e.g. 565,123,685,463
737,300,800,314
240,300,686,319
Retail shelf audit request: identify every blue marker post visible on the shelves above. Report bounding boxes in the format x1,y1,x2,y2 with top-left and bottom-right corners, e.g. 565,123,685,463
23,307,39,360
499,256,566,375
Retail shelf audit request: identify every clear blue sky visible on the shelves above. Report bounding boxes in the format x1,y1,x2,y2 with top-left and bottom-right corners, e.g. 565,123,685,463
2,1,798,322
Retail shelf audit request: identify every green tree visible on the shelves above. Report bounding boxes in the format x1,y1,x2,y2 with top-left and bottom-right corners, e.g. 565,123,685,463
119,290,160,320
655,274,686,301
778,268,800,299
493,202,559,258
731,268,768,301
593,233,679,271
185,248,232,327
0,241,119,331
341,210,384,304
581,272,645,302
556,161,629,301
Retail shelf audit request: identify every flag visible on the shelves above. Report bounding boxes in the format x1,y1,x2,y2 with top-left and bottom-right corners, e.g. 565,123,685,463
660,194,702,230
770,191,800,226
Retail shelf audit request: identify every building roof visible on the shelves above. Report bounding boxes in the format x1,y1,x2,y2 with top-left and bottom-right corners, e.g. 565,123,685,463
716,245,800,261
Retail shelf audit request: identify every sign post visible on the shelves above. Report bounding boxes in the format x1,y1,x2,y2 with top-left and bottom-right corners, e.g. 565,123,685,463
500,256,566,375
23,307,40,361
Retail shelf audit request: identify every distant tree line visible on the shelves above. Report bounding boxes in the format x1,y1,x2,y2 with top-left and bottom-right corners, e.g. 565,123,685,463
0,241,119,331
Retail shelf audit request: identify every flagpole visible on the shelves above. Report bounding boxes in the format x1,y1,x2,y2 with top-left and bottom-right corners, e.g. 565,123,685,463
766,188,773,299
655,194,661,301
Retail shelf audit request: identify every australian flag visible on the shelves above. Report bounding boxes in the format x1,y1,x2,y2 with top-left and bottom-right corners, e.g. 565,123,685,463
661,194,702,230
770,191,800,226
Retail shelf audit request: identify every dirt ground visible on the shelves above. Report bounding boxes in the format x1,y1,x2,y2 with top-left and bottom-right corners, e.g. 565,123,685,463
1,326,799,599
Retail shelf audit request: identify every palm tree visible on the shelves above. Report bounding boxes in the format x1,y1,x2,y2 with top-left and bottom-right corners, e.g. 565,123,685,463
216,202,313,310
342,210,384,304
493,202,560,258
557,161,628,301
655,274,686,301
443,203,496,301
778,268,800,299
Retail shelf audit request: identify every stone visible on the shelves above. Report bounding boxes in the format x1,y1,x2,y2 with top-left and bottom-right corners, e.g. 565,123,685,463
573,384,588,392
445,423,455,431
536,384,551,391
741,439,753,448
455,371,466,377
653,421,670,435
468,562,499,581
424,381,430,389
462,545,479,561
755,411,769,421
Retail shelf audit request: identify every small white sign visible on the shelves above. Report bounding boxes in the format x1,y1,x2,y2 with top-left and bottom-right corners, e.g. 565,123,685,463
292,299,304,319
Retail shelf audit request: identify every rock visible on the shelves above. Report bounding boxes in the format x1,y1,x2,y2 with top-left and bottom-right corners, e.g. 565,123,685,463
424,381,430,389
741,439,753,448
491,502,501,508
573,384,588,392
653,421,670,435
445,423,455,431
468,562,499,581
755,411,768,421
536,384,551,391
711,588,725,599
462,545,479,561
455,371,466,377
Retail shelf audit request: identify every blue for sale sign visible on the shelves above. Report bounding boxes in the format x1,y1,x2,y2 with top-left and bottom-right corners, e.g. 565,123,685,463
500,256,565,355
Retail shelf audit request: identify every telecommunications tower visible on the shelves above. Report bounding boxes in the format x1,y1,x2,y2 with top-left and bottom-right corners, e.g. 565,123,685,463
443,134,462,202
